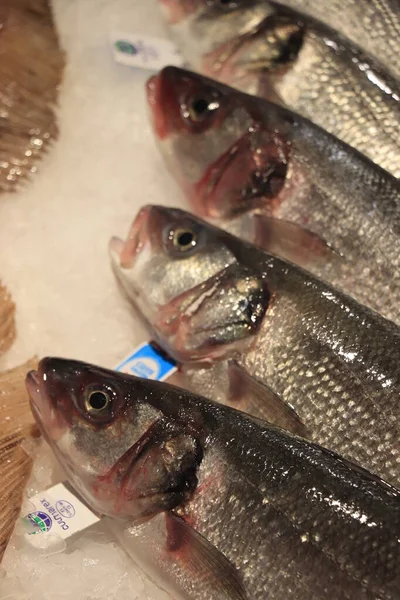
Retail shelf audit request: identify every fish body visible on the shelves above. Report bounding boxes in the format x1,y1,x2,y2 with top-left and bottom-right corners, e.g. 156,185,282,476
247,0,400,81
147,67,400,324
26,357,400,600
158,1,400,176
159,0,400,81
110,206,400,486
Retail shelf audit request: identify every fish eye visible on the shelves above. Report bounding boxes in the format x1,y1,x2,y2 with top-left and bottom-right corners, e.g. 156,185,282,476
85,390,111,413
173,228,197,251
184,91,220,123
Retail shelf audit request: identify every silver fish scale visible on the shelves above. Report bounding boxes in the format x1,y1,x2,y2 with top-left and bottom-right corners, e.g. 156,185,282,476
223,101,400,322
275,209,400,325
124,209,400,486
179,412,400,599
268,29,400,177
270,0,400,80
238,269,400,485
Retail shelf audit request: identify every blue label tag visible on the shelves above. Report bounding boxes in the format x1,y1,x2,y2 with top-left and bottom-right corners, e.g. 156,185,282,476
115,342,177,381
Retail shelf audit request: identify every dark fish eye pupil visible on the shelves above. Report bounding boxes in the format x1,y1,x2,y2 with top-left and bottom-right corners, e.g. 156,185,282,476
185,91,220,123
88,391,109,411
172,228,197,251
192,98,209,115
178,231,194,247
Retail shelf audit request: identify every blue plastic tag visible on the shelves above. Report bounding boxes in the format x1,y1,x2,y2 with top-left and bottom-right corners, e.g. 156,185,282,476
115,342,177,381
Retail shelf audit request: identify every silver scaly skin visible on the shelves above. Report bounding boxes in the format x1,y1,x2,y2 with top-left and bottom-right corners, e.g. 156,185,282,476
246,0,400,81
109,206,400,487
26,358,400,600
157,1,400,177
159,0,400,81
147,67,400,324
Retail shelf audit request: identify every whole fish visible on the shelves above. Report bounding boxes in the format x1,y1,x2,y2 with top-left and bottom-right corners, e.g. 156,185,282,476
110,205,400,487
147,67,400,324
160,0,400,81
157,1,400,177
26,357,400,600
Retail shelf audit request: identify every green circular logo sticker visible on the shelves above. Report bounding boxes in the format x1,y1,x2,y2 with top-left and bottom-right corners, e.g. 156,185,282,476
25,511,52,534
115,40,138,55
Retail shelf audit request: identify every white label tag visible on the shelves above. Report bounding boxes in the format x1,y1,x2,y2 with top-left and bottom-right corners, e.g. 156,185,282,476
110,31,184,71
24,483,100,541
25,343,177,542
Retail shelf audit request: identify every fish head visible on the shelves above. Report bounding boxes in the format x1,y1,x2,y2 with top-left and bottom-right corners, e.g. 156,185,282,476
158,1,272,71
110,206,269,363
26,358,203,519
147,67,290,218
158,1,303,92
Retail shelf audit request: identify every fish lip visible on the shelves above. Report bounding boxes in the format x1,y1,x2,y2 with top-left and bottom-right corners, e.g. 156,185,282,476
109,236,124,258
146,67,182,140
146,71,168,140
26,369,43,416
116,205,152,269
146,74,158,105
25,360,67,441
109,206,153,272
26,367,55,441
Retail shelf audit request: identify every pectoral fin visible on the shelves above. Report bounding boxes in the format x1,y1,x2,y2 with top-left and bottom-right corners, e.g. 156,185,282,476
224,212,341,271
107,512,248,600
228,360,308,438
253,215,342,270
166,511,248,600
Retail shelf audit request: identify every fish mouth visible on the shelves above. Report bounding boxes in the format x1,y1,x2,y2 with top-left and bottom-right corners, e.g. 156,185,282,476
26,369,46,420
146,74,158,106
110,206,152,269
146,67,187,140
146,70,170,140
26,362,66,441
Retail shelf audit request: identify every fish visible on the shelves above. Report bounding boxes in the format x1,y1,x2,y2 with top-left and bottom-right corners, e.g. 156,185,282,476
157,1,400,177
109,205,400,487
159,0,400,81
146,67,400,324
0,281,15,357
0,358,39,562
0,0,65,192
26,357,400,600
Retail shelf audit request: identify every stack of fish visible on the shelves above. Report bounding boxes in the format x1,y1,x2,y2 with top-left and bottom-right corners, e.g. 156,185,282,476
26,1,400,599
